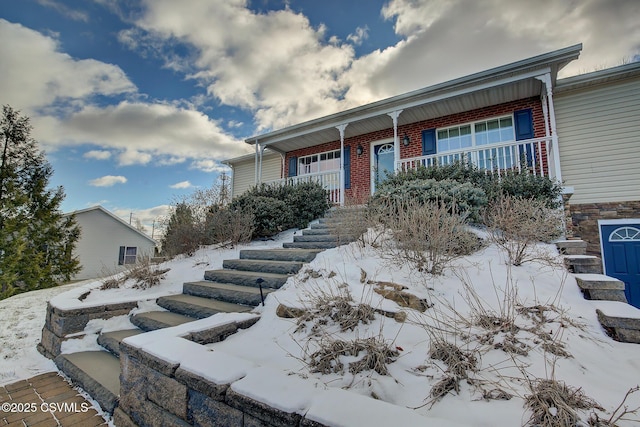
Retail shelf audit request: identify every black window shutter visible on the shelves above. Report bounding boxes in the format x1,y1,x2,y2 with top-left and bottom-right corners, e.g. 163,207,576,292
422,129,436,155
514,109,534,165
344,146,351,189
514,109,534,140
288,156,297,177
118,246,125,265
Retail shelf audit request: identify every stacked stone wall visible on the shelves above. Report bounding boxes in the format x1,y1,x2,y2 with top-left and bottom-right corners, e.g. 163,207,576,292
569,201,640,255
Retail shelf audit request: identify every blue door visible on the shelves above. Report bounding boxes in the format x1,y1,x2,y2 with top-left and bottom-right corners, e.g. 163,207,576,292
373,143,395,192
600,224,640,308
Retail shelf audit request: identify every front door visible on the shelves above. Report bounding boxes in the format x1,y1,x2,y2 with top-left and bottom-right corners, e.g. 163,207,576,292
372,142,395,193
600,222,640,308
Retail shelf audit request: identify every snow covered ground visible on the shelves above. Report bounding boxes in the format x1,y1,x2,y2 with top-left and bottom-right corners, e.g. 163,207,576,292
2,227,639,426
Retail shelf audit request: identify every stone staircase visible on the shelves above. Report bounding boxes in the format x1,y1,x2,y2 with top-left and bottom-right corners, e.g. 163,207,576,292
53,208,363,415
555,240,640,344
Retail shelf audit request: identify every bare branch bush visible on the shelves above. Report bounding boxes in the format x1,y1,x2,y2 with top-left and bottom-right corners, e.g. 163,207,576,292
484,195,564,266
99,257,170,291
294,283,376,336
381,198,482,275
307,335,399,376
589,386,640,426
525,378,603,427
205,208,254,247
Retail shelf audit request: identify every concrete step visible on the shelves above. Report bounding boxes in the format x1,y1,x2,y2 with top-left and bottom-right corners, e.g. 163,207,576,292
293,234,336,242
223,258,303,274
97,329,143,357
239,248,321,262
564,255,603,274
130,311,195,332
54,351,120,412
283,241,340,249
555,240,587,256
574,274,627,303
594,301,640,344
204,269,290,289
302,228,333,236
183,281,272,306
157,294,252,319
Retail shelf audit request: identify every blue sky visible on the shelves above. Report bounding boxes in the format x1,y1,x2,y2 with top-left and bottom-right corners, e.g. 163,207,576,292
2,0,639,233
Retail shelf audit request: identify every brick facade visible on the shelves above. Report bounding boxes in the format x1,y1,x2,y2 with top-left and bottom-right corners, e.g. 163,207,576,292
569,200,640,255
284,97,545,202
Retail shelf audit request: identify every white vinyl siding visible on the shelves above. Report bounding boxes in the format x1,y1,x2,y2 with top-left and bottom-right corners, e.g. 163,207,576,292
72,208,156,280
555,77,640,204
230,152,282,198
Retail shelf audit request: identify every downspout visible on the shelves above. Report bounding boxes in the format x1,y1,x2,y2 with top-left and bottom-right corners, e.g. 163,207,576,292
536,73,562,183
336,124,348,206
387,110,403,172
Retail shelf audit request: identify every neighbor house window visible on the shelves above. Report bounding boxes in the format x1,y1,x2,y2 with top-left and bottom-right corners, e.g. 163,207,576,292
298,150,340,175
118,246,137,265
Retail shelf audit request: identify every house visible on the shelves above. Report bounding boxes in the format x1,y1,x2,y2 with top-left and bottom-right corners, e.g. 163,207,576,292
66,206,157,280
223,44,640,307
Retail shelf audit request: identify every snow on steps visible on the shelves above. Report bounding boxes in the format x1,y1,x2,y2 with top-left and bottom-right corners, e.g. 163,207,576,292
593,300,640,344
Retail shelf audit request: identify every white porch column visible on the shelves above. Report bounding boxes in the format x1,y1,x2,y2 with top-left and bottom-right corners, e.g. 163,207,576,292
336,124,348,206
254,140,259,185
387,110,403,172
258,143,265,184
536,73,562,182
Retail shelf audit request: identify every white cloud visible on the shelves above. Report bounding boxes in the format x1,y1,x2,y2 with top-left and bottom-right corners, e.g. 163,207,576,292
0,19,135,114
189,159,230,173
122,0,640,133
127,0,357,130
37,0,89,22
83,150,112,160
112,204,171,238
34,101,252,165
169,180,192,189
89,175,127,187
347,26,369,46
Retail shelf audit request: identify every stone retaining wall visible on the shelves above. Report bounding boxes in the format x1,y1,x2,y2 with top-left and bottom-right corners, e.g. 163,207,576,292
38,301,138,358
117,338,318,427
569,200,640,255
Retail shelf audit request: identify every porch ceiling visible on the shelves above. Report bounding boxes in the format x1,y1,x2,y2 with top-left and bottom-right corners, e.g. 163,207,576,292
244,44,581,154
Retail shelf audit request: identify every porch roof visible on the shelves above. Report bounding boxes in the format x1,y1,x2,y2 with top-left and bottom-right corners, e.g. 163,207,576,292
244,44,582,154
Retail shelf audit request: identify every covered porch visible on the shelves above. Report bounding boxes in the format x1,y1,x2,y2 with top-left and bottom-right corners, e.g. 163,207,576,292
244,45,582,205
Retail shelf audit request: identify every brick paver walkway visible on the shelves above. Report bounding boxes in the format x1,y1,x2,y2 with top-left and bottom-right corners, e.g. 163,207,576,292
0,372,106,426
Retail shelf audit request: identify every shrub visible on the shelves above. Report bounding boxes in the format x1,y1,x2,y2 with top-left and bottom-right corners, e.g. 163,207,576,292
384,160,563,210
372,178,488,223
205,207,254,246
230,182,330,239
233,196,293,238
489,169,563,209
485,195,564,266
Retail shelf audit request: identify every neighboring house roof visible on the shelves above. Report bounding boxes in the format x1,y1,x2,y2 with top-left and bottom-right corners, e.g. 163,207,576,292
555,60,640,93
240,44,582,155
65,205,157,246
222,148,281,167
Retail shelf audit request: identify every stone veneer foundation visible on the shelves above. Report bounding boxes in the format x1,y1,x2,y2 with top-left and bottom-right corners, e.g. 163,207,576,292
569,200,640,255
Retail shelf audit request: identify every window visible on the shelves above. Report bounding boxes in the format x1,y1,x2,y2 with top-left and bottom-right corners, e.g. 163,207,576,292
609,227,640,241
436,115,517,169
475,117,514,146
119,246,137,265
437,116,514,153
437,125,472,152
298,150,340,175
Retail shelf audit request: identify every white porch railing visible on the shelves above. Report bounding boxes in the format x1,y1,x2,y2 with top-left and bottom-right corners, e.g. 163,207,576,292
265,170,342,204
398,137,552,178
